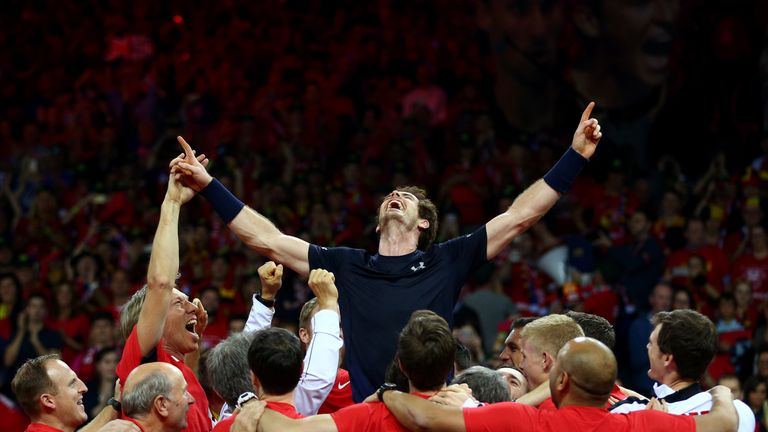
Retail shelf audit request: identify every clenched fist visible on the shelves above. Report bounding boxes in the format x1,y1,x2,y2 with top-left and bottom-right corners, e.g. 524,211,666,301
308,269,339,312
257,261,283,301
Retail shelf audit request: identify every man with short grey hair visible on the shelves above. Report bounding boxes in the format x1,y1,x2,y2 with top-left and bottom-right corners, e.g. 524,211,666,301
452,366,511,404
205,331,254,425
118,362,195,432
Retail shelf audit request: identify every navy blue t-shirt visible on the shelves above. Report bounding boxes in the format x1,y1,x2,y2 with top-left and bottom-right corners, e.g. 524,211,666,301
308,227,488,402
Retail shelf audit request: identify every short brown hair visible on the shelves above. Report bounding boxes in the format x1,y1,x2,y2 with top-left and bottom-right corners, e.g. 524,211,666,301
11,354,60,417
298,297,319,332
652,309,716,380
397,310,455,391
519,314,584,358
377,186,439,250
565,311,615,350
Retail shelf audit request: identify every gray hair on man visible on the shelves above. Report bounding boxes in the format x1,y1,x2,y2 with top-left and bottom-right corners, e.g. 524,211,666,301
122,371,173,417
451,365,511,404
205,331,255,407
120,286,148,340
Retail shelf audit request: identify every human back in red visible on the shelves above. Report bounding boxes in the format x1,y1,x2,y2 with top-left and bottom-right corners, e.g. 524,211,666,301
213,402,302,432
330,394,431,432
463,402,694,432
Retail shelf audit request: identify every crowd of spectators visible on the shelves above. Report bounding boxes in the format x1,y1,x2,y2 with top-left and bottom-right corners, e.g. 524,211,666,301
0,0,767,428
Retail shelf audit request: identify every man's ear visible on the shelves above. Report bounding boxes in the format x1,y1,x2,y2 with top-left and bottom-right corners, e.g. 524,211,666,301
375,225,381,234
542,351,554,373
664,353,675,370
40,393,56,411
418,219,430,231
154,395,169,418
573,4,600,38
299,328,310,345
555,370,569,393
250,370,259,389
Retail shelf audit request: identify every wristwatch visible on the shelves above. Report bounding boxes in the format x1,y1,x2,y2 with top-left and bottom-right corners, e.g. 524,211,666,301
255,294,275,308
377,383,398,402
107,398,122,413
237,391,258,409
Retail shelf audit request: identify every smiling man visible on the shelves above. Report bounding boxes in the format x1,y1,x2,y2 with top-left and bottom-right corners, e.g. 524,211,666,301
117,172,211,432
172,103,602,401
120,362,195,432
11,354,119,432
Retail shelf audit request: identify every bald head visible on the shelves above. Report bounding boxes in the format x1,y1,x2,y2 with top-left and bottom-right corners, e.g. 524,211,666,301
124,363,182,395
550,337,616,408
122,362,191,426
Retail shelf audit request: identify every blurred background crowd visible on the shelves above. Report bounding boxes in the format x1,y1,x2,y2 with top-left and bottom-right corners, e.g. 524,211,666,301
1,0,767,428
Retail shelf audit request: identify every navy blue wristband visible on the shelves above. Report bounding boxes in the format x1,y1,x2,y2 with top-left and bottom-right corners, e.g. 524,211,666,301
543,147,588,194
199,178,245,224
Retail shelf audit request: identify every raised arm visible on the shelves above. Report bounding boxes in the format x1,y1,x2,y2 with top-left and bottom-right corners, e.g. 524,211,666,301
381,390,466,432
172,137,311,276
244,261,283,332
485,102,602,259
295,269,342,416
135,173,195,355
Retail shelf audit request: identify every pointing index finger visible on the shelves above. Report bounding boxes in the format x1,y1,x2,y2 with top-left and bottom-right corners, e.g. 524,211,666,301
580,101,596,123
177,136,194,159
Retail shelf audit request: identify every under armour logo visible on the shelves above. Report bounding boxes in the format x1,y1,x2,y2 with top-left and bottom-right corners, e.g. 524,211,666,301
411,262,426,272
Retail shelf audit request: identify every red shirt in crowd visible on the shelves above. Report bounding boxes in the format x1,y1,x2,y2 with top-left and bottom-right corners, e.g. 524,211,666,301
213,402,302,432
464,403,695,432
330,393,431,431
45,313,89,364
732,254,768,301
317,369,355,414
116,327,211,432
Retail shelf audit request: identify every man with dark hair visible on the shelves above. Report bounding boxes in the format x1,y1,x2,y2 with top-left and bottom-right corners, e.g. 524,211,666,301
452,366,511,404
565,311,615,350
375,338,739,432
173,105,601,401
248,328,305,415
610,309,754,432
119,362,194,432
498,317,537,367
10,354,119,432
231,263,343,417
232,310,460,432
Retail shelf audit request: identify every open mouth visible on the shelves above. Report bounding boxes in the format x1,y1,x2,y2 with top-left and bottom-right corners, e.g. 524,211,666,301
388,200,404,211
185,319,197,333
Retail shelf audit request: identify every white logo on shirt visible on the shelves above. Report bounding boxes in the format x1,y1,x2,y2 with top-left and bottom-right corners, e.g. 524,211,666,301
411,262,426,272
338,381,351,390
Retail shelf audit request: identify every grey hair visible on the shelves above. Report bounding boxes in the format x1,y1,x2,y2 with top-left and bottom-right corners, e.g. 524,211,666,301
122,371,173,417
120,285,148,341
206,332,255,406
451,366,511,404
